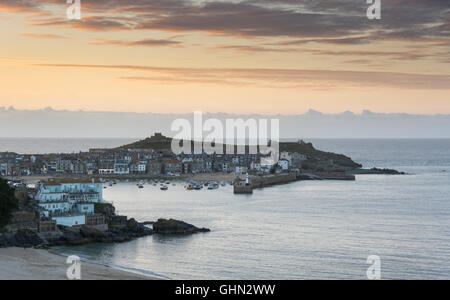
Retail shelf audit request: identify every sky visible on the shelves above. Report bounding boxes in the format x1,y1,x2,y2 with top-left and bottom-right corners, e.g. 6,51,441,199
1,0,449,115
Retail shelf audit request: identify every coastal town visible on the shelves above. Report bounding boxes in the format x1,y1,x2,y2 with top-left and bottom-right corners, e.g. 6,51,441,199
1,133,402,249
1,133,361,179
0,132,408,281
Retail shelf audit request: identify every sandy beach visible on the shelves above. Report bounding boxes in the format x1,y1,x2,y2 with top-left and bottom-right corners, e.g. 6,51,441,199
16,173,238,184
183,173,236,182
0,248,153,280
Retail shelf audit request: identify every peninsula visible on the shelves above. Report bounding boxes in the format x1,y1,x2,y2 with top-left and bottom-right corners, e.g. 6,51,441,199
0,133,404,249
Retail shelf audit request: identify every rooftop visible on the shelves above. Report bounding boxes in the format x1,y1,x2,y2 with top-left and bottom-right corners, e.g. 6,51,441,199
42,178,102,186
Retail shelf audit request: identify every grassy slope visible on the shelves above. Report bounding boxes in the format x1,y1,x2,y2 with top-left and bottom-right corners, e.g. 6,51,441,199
118,137,361,168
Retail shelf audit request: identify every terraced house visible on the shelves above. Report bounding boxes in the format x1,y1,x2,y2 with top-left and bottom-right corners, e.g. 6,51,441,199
35,178,105,227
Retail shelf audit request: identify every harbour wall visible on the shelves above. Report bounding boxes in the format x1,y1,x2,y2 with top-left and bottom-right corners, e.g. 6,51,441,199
251,174,297,189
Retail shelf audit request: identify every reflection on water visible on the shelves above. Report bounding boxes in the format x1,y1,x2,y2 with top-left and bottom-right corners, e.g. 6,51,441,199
54,168,450,279
50,139,450,279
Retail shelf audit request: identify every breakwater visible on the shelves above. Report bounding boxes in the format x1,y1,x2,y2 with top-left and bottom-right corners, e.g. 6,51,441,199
251,174,298,189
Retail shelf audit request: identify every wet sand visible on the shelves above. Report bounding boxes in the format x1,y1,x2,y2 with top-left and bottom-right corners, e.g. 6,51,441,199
0,248,154,280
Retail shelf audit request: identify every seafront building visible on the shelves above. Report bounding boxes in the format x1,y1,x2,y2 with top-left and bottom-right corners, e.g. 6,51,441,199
35,178,104,227
0,134,314,178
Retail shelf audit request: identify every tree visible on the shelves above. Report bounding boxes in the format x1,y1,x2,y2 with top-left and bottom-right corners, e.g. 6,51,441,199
0,178,19,229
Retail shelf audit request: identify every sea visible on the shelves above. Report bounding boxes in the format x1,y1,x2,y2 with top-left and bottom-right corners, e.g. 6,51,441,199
1,138,449,279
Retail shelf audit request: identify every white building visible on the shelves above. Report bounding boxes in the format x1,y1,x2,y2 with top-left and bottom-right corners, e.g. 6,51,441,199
52,215,86,227
131,161,147,173
235,165,248,174
277,159,289,171
99,168,114,175
280,151,307,166
35,178,104,227
114,161,130,174
250,161,261,172
280,152,292,163
137,161,147,173
221,163,230,173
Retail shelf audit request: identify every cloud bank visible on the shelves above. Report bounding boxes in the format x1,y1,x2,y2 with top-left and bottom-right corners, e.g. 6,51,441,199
1,107,450,138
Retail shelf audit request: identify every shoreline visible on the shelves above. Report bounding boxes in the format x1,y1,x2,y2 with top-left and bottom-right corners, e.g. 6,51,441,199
14,173,238,184
47,248,168,280
0,247,158,280
12,168,404,185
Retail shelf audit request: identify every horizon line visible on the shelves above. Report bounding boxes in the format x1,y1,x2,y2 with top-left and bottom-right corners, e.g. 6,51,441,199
2,106,450,117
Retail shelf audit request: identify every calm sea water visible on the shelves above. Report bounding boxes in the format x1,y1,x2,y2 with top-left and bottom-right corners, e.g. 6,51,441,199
3,138,450,279
0,138,137,154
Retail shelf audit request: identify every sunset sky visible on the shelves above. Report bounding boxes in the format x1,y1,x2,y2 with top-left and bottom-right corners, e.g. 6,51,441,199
1,0,449,114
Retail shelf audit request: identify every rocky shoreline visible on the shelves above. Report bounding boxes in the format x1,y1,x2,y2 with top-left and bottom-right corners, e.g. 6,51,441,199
347,167,407,175
0,217,210,249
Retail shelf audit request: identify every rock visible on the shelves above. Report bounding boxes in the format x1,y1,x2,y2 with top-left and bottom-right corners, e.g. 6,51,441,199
153,219,210,235
1,216,154,248
126,218,140,232
370,168,406,175
13,229,44,248
348,168,406,175
61,229,90,246
80,225,107,240
0,234,13,248
94,203,116,222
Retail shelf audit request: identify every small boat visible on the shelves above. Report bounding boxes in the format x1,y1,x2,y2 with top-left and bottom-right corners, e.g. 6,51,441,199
209,183,219,189
160,185,168,191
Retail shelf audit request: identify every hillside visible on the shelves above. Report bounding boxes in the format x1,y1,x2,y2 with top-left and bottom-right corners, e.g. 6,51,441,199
118,133,362,169
279,141,361,168
119,133,173,150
